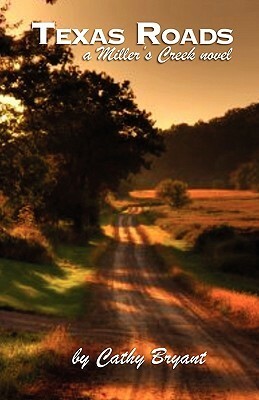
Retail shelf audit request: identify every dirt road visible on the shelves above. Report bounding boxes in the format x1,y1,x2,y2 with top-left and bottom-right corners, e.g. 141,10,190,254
83,210,259,400
1,210,258,399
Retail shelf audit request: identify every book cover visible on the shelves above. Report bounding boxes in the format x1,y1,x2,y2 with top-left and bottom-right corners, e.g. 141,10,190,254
0,1,258,399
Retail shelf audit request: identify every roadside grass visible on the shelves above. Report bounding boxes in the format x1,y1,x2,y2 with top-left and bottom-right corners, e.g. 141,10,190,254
0,326,82,400
0,243,96,318
0,211,113,400
0,220,110,318
161,245,259,295
0,196,116,316
148,227,259,328
136,196,259,328
136,189,259,294
0,330,41,399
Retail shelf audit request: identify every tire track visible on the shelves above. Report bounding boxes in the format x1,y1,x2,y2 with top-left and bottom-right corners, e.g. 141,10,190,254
85,211,259,399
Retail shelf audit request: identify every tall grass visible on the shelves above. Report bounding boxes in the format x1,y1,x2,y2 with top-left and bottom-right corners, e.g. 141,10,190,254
138,207,259,328
0,326,80,400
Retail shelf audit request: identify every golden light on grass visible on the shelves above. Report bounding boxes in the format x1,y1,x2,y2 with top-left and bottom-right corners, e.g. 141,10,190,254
40,325,77,356
0,335,37,360
130,189,259,200
189,189,258,199
211,288,259,328
127,198,259,329
130,190,156,199
138,224,171,245
35,263,90,295
14,283,39,299
145,190,259,237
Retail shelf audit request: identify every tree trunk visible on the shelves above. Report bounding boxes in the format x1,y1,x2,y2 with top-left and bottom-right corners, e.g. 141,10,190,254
88,200,100,227
73,205,84,233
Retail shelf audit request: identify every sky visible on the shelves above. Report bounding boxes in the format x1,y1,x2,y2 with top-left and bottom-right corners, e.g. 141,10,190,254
5,0,259,129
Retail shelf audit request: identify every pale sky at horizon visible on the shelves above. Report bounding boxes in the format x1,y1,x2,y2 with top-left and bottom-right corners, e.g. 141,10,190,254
5,0,259,129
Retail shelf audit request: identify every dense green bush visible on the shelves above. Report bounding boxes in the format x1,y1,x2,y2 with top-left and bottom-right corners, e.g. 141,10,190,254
0,227,53,264
216,254,258,276
194,225,236,254
230,161,259,191
194,225,259,276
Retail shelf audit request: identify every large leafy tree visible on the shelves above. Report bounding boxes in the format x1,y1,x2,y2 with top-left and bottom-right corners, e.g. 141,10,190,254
0,0,58,57
44,69,162,228
0,103,57,218
0,26,163,230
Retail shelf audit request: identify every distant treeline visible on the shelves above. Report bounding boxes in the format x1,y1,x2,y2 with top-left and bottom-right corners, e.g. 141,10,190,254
134,103,259,189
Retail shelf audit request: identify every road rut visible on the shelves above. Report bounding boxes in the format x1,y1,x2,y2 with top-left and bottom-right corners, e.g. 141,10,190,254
83,211,259,400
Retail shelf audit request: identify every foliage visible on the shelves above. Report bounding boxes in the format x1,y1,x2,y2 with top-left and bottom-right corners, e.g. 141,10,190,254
0,226,53,264
0,327,76,400
0,24,163,231
133,103,259,188
194,224,259,277
156,179,191,208
0,239,100,316
194,225,236,254
0,192,12,225
230,160,259,191
0,102,58,220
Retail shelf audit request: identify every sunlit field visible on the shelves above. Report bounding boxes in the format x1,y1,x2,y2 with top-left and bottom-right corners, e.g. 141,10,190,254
131,189,259,231
130,189,259,328
130,188,259,200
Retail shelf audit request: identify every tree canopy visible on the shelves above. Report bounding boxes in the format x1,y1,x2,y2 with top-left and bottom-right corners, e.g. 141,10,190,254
0,22,163,230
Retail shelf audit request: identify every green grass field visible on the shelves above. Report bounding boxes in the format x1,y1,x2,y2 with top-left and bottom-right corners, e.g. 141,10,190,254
0,239,106,318
0,219,110,399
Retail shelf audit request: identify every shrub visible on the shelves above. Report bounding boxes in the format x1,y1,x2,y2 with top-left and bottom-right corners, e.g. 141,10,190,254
216,254,258,276
194,225,259,277
0,227,53,264
215,236,257,256
194,225,236,254
0,193,13,226
214,236,258,276
230,161,259,190
156,179,191,208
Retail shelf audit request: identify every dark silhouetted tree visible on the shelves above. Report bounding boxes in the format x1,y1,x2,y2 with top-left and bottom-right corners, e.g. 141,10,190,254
230,161,259,191
0,27,163,230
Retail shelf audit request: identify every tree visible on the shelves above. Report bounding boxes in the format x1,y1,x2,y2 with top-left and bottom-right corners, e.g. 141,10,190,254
41,68,162,229
0,103,57,218
0,27,163,230
0,24,74,220
230,161,259,191
156,179,191,208
134,103,259,189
